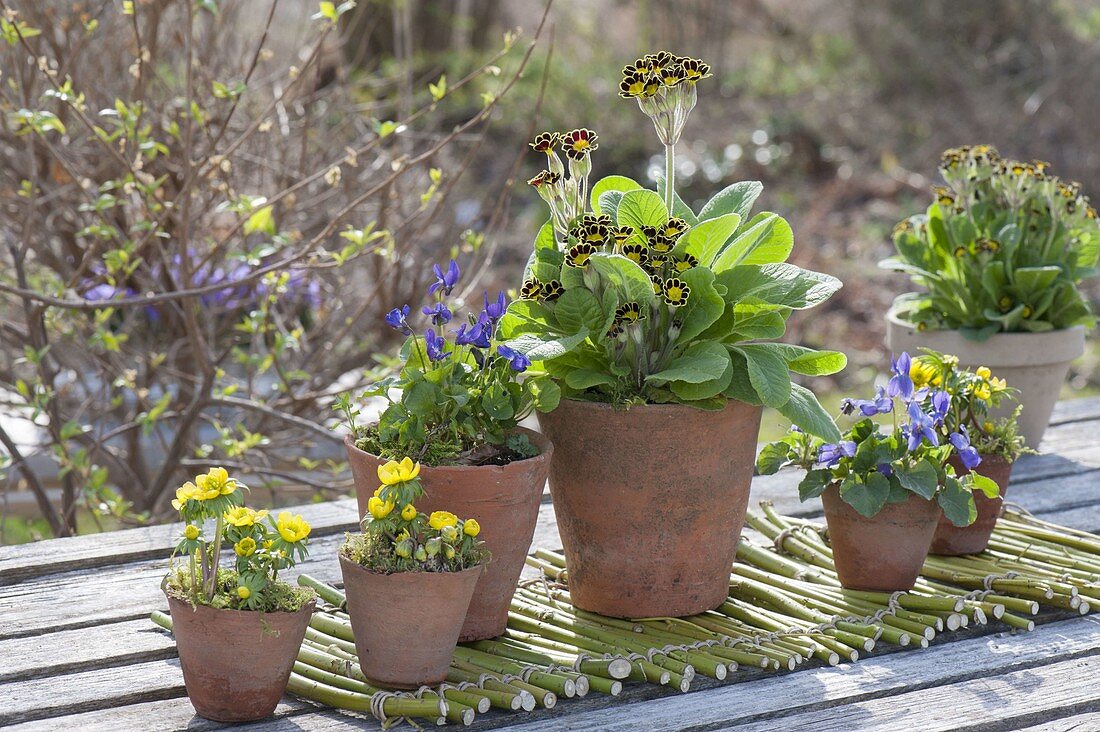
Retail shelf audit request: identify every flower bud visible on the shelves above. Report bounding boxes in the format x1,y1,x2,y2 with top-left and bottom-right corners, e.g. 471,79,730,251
425,536,442,556
441,525,459,543
414,545,428,562
395,538,414,558
443,543,456,560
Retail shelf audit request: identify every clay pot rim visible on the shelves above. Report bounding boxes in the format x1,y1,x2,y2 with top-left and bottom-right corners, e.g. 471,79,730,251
164,591,316,618
550,397,757,415
344,425,552,474
338,553,484,580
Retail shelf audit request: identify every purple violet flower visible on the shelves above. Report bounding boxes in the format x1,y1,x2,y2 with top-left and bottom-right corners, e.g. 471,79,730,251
887,352,914,400
497,344,531,372
385,305,412,335
905,400,939,451
424,328,447,361
818,440,857,467
422,302,452,326
428,259,461,296
949,429,982,470
484,291,508,322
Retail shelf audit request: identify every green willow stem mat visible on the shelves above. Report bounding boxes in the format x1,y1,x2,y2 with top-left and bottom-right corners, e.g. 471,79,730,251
148,503,1100,727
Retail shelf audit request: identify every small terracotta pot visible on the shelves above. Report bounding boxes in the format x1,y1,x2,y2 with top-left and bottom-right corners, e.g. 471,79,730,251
167,593,314,722
537,398,763,618
339,555,481,688
344,427,552,641
821,485,940,591
930,454,1014,555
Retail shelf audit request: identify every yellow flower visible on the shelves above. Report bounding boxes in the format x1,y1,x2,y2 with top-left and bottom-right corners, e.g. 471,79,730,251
368,496,395,519
172,482,199,511
973,383,992,402
401,503,418,521
429,511,458,530
976,366,992,380
463,519,481,537
183,524,200,540
909,358,940,387
990,377,1008,392
234,537,257,557
237,586,251,600
276,511,311,542
224,506,268,527
983,420,995,433
377,457,420,486
195,467,236,499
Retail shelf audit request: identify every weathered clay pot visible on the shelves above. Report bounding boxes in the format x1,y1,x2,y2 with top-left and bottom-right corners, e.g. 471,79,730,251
344,427,552,641
167,593,314,722
821,485,940,591
886,305,1085,448
930,454,1013,555
536,398,763,618
339,556,481,688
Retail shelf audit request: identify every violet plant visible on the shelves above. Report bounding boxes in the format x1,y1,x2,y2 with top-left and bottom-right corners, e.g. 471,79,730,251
335,259,560,465
757,352,999,526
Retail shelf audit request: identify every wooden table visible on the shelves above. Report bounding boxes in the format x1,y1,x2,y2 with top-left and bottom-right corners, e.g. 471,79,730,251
4,398,1100,731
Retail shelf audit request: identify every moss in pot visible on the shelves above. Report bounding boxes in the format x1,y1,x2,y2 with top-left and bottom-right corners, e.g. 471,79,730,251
758,352,1001,591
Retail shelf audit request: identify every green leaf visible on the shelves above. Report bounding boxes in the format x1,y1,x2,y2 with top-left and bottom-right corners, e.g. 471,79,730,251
840,473,890,518
798,469,833,501
554,287,608,335
588,253,656,305
777,383,841,441
244,204,275,235
712,212,794,268
757,441,794,475
647,341,730,384
529,377,561,412
733,344,791,408
565,369,615,390
938,479,977,527
615,189,668,230
724,349,763,405
677,268,725,342
590,175,642,216
655,174,699,225
499,300,554,339
670,352,733,401
717,263,842,310
787,349,847,376
896,458,939,500
505,330,588,361
678,212,742,265
698,180,763,223
969,472,1001,499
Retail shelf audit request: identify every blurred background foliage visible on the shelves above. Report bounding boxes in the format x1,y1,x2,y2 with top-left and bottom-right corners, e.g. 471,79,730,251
2,0,1099,542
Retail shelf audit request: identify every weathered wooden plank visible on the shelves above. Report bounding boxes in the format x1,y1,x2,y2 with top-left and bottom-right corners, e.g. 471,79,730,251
1049,396,1100,425
499,617,1100,732
4,697,314,731
1014,711,1100,731
727,654,1100,732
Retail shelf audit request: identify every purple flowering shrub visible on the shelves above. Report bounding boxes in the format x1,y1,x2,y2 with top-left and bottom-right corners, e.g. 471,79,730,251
335,260,561,465
757,351,1001,526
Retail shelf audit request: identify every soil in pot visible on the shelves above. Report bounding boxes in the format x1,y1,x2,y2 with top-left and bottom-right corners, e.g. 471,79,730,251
167,594,314,722
930,454,1013,555
821,485,940,591
536,398,763,618
344,427,552,641
339,556,481,688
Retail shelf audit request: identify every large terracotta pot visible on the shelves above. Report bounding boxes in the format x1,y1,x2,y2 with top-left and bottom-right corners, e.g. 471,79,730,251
340,556,481,688
344,427,552,641
536,398,763,618
886,305,1085,448
167,593,314,722
930,453,1013,556
821,485,940,591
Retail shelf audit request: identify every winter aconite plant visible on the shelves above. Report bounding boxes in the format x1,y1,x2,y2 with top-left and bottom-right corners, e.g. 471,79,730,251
757,353,1000,526
884,145,1100,338
340,457,489,573
503,52,845,439
335,260,560,465
164,468,314,612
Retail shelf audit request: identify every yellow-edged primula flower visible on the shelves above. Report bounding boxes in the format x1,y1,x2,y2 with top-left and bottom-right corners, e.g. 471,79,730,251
223,506,268,527
183,524,200,540
368,496,394,519
234,537,257,557
463,518,481,537
172,482,199,511
276,511,312,542
429,510,458,530
401,503,418,521
377,457,420,486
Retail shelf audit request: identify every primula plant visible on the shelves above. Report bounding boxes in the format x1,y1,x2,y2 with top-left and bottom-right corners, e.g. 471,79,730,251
335,259,560,465
758,353,1000,526
341,457,488,573
909,350,1029,460
503,52,845,439
164,467,313,612
883,145,1100,338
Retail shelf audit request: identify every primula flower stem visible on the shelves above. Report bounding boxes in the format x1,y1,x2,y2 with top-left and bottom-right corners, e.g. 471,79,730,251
664,142,676,214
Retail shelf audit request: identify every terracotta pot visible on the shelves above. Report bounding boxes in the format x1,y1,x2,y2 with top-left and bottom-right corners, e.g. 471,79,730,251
167,593,314,722
536,398,763,618
821,485,940,591
930,454,1014,555
339,556,481,688
344,427,552,641
886,305,1085,448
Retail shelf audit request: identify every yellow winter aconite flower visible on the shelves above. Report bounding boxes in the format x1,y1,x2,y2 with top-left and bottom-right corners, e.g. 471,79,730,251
377,457,420,485
195,466,236,498
224,506,268,527
183,524,200,540
237,586,251,600
276,511,312,542
990,377,1008,392
976,366,992,380
463,518,481,537
367,496,394,519
429,511,458,530
401,503,418,521
909,358,940,387
234,537,257,557
973,382,992,401
172,482,199,510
